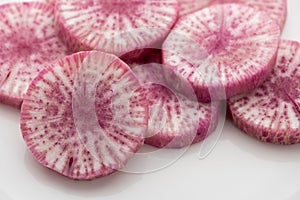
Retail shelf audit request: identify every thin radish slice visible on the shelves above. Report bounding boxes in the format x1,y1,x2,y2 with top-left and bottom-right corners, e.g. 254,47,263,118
20,51,148,180
178,0,287,30
143,83,218,148
163,3,280,103
131,62,219,148
0,2,70,108
55,0,178,57
228,40,300,145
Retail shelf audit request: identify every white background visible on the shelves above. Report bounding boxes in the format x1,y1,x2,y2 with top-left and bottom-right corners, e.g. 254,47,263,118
1,0,300,200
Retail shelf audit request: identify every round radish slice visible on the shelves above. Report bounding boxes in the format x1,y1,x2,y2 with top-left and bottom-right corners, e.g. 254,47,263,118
55,0,178,57
144,84,218,148
20,51,148,180
163,3,280,103
0,2,70,108
178,0,287,30
228,40,300,145
131,63,219,148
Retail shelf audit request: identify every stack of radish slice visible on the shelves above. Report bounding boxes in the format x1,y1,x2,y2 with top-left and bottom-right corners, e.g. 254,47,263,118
0,0,298,180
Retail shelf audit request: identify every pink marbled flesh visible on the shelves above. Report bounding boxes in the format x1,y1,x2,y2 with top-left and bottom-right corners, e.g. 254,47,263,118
144,84,218,148
0,2,70,108
163,4,280,102
178,0,287,30
228,40,300,145
131,63,218,148
55,0,178,57
20,51,148,180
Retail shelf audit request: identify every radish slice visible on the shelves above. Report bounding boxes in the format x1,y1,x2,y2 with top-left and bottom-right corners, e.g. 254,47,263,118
228,40,300,145
131,63,219,148
0,2,70,108
163,3,280,102
20,51,148,180
178,0,287,30
55,0,178,57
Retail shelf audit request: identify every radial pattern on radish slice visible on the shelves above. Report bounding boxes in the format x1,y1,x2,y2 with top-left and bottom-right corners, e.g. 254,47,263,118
0,2,69,108
178,0,287,30
55,0,178,58
131,63,219,148
228,40,300,145
163,3,280,103
20,51,148,180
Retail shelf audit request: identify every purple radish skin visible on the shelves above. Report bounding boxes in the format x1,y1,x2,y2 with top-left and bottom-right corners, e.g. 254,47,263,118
228,40,300,145
20,51,148,180
0,2,70,108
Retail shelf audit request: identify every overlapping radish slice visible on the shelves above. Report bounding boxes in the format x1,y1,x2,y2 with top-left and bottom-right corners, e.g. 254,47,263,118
144,84,218,148
131,63,219,148
0,2,70,108
20,51,148,180
55,0,178,57
178,0,287,30
163,3,280,103
228,40,300,145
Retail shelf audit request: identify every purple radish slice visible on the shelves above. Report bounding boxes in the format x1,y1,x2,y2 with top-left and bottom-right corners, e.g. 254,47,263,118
0,2,70,108
131,63,219,148
163,3,280,103
144,84,219,148
178,0,287,31
228,40,300,145
55,0,178,58
20,51,148,180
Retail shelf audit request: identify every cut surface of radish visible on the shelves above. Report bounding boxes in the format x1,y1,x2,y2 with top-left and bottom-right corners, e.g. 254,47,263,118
55,0,178,57
0,2,69,108
228,40,300,145
130,63,218,148
163,3,280,102
20,51,148,180
178,0,287,30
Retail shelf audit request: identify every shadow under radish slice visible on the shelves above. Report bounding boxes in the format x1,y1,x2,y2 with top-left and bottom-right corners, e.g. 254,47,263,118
131,63,219,148
20,51,148,180
178,0,287,31
54,0,178,58
0,2,70,108
228,40,300,145
163,3,280,103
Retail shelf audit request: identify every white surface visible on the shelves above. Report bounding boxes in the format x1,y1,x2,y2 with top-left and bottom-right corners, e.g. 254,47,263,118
1,0,300,200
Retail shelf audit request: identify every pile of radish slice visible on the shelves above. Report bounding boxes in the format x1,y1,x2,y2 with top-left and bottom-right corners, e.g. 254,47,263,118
1,0,299,180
